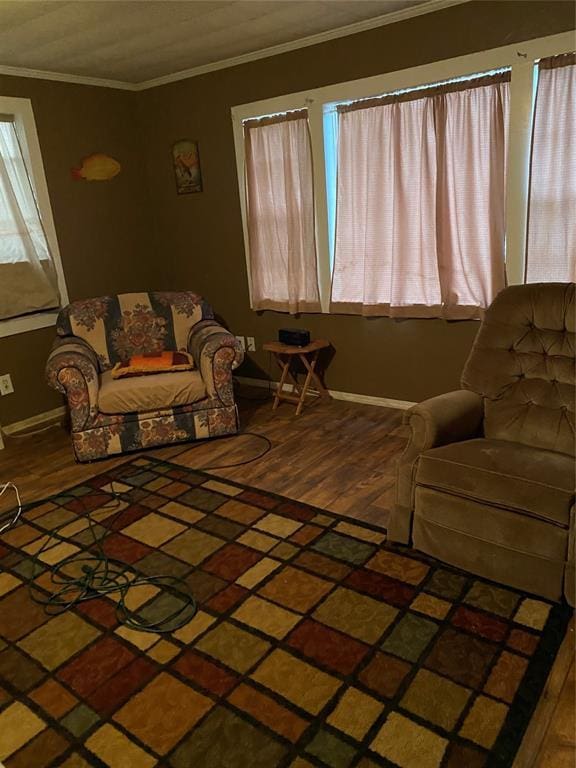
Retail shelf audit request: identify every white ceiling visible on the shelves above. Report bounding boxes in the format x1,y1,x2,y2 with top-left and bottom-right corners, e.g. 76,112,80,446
0,0,441,86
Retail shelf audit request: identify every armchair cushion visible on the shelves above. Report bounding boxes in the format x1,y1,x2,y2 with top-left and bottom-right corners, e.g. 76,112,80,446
417,438,574,526
111,351,194,379
98,370,207,415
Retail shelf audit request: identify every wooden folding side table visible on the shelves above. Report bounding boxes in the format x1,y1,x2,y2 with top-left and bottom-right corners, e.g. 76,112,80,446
262,339,331,416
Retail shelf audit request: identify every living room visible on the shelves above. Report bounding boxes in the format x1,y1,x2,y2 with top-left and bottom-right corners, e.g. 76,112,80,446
0,1,574,766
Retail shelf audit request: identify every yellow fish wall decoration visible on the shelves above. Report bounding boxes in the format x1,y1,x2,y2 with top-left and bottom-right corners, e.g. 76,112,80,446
72,153,121,181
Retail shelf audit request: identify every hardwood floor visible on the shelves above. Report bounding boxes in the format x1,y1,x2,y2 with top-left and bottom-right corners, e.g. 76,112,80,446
516,623,575,768
0,392,573,766
0,394,406,526
535,656,575,767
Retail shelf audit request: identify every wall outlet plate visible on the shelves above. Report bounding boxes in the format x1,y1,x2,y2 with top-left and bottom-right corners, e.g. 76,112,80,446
247,337,256,352
0,374,14,396
235,335,246,351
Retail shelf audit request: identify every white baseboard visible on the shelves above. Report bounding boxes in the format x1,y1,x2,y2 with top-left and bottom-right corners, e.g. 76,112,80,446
235,376,415,410
2,406,66,436
328,390,416,410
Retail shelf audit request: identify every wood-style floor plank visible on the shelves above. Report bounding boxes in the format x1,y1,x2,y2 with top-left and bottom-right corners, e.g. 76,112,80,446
514,621,575,768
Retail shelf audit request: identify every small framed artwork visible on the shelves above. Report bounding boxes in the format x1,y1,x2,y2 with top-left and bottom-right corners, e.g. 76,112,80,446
172,139,202,194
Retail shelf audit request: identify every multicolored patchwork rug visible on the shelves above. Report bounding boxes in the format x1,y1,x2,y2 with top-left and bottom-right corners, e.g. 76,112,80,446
0,456,570,768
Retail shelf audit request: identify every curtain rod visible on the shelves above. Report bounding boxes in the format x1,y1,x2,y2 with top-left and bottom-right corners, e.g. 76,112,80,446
338,69,511,114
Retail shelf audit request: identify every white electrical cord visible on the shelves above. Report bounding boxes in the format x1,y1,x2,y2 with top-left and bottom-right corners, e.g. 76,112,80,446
0,482,22,534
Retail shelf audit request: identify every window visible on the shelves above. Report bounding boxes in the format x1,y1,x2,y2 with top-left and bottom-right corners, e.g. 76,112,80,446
0,97,67,337
244,110,320,313
526,53,576,282
331,72,509,319
232,31,575,317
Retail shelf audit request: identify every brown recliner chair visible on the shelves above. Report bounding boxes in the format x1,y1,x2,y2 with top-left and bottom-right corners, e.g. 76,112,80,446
389,283,575,605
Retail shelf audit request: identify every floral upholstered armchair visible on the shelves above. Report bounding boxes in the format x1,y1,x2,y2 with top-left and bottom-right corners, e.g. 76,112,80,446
46,292,244,461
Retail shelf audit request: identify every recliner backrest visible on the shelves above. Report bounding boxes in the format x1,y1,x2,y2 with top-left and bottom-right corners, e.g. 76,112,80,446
462,282,575,456
56,291,213,371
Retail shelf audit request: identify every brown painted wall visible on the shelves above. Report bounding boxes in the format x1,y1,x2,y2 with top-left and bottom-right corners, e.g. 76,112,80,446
136,0,575,402
0,77,156,426
1,1,574,427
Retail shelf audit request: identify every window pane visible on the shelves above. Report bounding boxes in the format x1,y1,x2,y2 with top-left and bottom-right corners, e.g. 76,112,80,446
244,111,320,314
0,120,60,320
526,55,576,283
331,73,509,319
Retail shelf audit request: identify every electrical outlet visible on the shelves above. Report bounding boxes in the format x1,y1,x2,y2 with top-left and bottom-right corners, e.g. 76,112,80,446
235,335,246,351
0,374,14,396
247,336,256,352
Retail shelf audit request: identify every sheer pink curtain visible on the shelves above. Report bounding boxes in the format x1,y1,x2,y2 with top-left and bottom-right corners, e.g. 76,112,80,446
245,111,320,314
526,54,576,283
331,74,509,318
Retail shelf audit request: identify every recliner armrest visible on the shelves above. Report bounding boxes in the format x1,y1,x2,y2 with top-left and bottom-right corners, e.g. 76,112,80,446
188,321,244,406
389,390,483,545
404,389,484,452
46,337,100,431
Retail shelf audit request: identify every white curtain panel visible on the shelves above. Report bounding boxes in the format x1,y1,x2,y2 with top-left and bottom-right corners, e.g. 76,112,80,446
0,120,60,321
526,55,576,283
331,74,510,319
245,111,320,314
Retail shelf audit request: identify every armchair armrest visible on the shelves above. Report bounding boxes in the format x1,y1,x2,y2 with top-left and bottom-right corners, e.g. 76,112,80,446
403,389,484,453
188,321,244,406
390,390,484,545
46,337,100,431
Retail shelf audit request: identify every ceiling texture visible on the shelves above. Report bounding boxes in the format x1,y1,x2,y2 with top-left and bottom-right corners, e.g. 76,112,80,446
0,0,446,86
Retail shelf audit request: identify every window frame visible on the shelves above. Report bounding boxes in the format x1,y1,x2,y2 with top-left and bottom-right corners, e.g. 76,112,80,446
231,30,575,314
0,96,68,338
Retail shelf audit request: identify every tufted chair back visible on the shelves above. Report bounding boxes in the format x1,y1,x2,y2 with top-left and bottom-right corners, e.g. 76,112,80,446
56,291,214,371
462,283,575,456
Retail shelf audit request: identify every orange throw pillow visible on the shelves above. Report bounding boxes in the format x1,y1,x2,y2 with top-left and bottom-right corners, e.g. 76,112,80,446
111,351,194,379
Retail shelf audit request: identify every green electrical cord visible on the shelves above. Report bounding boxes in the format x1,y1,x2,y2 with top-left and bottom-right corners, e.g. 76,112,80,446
27,482,198,633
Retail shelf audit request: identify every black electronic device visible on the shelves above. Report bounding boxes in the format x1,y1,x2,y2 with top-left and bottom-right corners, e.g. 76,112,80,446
278,328,311,347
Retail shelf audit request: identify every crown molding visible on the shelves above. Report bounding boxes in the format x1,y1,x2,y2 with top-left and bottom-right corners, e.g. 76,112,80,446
136,0,469,90
0,63,136,91
0,0,469,92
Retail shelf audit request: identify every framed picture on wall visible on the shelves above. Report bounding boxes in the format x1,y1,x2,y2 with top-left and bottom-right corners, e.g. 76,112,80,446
172,139,202,194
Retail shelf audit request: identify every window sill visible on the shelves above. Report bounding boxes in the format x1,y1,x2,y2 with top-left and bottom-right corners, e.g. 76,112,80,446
0,309,59,339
